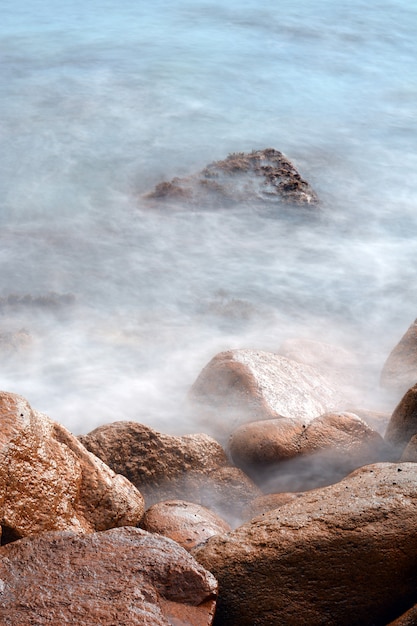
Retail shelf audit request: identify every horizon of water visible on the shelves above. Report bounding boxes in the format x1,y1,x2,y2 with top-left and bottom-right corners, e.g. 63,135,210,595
1,0,416,436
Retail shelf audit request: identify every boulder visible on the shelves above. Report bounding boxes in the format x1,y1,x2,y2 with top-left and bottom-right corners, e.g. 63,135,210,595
242,492,303,520
381,319,417,393
79,421,261,523
385,383,417,455
193,463,417,625
228,412,389,492
0,526,218,625
401,434,417,462
144,148,318,207
189,349,346,438
141,500,231,551
0,391,144,542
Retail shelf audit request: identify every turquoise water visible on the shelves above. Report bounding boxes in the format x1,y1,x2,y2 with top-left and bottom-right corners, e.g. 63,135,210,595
1,0,416,432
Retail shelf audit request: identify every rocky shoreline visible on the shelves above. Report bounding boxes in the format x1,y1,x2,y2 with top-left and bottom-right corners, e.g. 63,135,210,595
1,317,417,624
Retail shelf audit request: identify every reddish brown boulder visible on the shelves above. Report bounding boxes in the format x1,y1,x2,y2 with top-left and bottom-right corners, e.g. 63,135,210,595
381,319,417,392
385,383,417,455
79,421,260,523
189,349,345,439
0,526,218,625
242,492,303,520
229,412,388,491
0,391,144,542
141,500,231,551
193,463,417,625
144,148,318,208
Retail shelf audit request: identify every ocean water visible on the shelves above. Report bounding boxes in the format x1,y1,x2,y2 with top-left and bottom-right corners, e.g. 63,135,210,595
1,0,416,435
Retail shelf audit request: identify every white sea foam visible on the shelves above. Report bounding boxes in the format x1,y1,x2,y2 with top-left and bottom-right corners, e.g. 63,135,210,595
0,0,416,435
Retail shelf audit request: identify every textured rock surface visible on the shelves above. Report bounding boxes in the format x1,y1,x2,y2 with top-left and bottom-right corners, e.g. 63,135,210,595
0,391,144,541
193,463,417,626
141,500,231,551
242,492,303,520
79,421,260,522
0,526,218,625
189,349,346,438
381,319,417,392
144,148,319,208
385,383,417,455
229,412,388,491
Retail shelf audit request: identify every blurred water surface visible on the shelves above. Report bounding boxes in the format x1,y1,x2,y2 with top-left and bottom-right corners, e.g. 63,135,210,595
0,0,416,433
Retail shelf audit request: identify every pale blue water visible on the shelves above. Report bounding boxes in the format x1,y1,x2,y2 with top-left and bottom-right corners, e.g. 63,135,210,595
1,0,416,433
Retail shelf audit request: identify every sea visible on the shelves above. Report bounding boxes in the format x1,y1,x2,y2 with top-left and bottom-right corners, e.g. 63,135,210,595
1,0,416,435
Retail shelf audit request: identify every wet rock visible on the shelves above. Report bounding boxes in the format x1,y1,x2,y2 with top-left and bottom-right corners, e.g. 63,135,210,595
0,526,218,626
385,383,417,456
401,434,417,462
229,412,388,492
79,421,260,523
189,349,346,439
144,148,318,208
0,391,144,542
193,463,417,626
141,500,231,551
380,318,417,393
242,492,303,520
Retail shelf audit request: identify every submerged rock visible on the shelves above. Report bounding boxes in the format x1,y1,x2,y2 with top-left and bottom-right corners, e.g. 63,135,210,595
0,526,218,626
144,148,319,208
193,463,417,626
0,391,144,542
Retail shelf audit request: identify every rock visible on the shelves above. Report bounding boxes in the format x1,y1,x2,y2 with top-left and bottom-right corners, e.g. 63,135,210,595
0,391,144,542
0,526,218,625
242,492,303,520
189,349,346,439
144,148,319,207
381,319,417,393
79,421,261,524
228,412,389,492
401,434,417,462
193,463,417,626
385,384,417,455
141,500,231,551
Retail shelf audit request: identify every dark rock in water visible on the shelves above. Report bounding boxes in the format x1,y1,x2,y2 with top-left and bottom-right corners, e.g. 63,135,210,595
0,527,218,626
144,148,319,207
381,318,417,394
